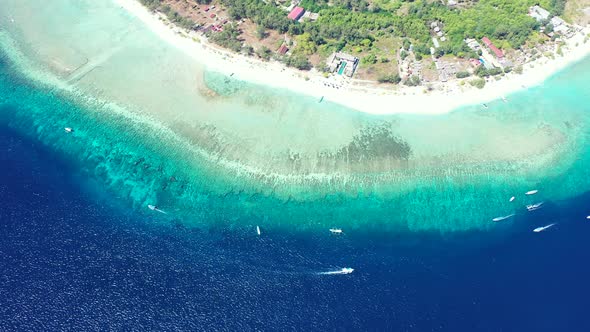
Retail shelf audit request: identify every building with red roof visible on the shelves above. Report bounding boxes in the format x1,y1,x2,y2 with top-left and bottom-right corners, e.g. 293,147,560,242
277,44,289,55
287,7,305,20
481,37,504,59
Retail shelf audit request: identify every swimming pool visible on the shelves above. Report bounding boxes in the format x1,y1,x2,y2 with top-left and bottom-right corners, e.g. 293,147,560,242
338,62,347,75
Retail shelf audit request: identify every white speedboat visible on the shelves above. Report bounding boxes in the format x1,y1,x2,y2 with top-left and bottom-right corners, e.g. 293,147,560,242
587,216,590,220
64,127,73,133
509,196,515,202
525,190,539,195
148,204,167,214
318,267,354,275
492,214,515,222
526,202,544,211
533,223,556,233
329,228,343,234
256,225,261,236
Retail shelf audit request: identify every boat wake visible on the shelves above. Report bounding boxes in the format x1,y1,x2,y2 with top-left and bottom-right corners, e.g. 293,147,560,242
148,204,167,214
317,268,354,275
492,213,515,222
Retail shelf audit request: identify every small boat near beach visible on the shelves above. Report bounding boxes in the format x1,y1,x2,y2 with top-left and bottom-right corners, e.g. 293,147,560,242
482,103,489,109
502,96,508,102
256,225,261,236
525,190,539,195
319,96,324,103
533,223,556,233
526,202,544,211
64,127,73,133
509,196,515,202
329,228,343,234
492,214,515,222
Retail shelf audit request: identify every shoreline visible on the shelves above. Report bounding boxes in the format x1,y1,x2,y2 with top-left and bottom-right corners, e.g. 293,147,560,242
116,0,590,115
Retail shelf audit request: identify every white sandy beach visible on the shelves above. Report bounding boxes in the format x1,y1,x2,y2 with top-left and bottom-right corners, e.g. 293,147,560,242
116,0,590,115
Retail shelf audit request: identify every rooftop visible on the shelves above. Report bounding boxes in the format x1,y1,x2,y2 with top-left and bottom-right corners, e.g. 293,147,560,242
287,6,305,20
277,44,289,55
529,5,550,21
481,37,504,59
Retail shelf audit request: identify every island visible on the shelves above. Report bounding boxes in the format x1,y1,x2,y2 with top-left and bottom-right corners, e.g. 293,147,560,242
136,0,587,89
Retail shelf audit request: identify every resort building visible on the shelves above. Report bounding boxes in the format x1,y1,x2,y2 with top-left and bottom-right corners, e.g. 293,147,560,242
464,38,481,51
301,11,320,21
432,38,440,48
326,52,359,77
287,6,305,20
277,44,289,55
481,37,504,59
551,16,566,27
529,5,550,22
469,58,482,68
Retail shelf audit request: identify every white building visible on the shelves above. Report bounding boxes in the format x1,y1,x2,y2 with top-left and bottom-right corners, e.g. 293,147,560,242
464,38,481,51
529,5,550,22
551,16,566,27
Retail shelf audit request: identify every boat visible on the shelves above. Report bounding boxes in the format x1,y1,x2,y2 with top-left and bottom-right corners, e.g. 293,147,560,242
492,214,515,222
318,267,355,275
148,204,167,214
482,103,488,109
319,96,324,103
533,223,556,233
329,228,343,234
587,216,590,220
256,225,261,236
509,196,515,202
525,190,539,195
64,127,73,133
526,202,544,211
502,96,508,102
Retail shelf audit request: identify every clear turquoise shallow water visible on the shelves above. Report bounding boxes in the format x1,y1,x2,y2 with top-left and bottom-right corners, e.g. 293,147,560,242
1,48,590,233
1,0,590,233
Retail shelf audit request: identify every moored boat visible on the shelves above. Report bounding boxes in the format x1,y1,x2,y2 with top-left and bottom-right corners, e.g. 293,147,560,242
526,202,544,211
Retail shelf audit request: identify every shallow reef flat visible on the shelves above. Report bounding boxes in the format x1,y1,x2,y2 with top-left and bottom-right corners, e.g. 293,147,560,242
1,0,590,232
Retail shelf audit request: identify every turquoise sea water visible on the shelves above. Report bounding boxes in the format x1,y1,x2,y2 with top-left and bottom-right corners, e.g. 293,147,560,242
1,0,590,234
4,2,590,330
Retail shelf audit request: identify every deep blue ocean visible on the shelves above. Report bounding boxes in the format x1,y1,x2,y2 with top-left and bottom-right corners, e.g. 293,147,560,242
1,121,590,331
